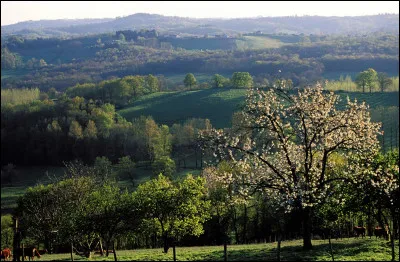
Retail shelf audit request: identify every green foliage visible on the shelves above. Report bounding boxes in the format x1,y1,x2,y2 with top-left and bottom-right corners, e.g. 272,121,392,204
69,120,84,139
1,88,40,105
184,73,197,89
94,156,114,182
133,174,210,252
65,74,160,107
212,74,229,88
151,156,176,178
83,120,98,139
355,68,378,93
1,47,23,69
377,72,393,92
116,156,136,181
231,72,253,88
145,74,160,93
1,215,13,249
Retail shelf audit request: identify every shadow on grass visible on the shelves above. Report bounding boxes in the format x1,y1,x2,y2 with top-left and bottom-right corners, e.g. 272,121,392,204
199,241,377,261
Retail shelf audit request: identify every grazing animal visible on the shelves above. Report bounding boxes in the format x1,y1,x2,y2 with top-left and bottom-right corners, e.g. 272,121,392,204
1,248,12,261
374,226,388,239
15,247,41,261
353,226,366,238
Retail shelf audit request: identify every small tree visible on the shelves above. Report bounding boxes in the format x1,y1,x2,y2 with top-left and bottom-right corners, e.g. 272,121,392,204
184,73,197,90
83,182,137,257
152,156,176,178
355,68,377,93
133,174,210,253
231,72,253,89
377,72,393,93
212,74,228,88
116,156,136,186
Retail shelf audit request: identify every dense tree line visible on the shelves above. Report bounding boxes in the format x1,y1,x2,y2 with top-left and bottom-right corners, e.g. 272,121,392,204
2,32,397,90
66,74,160,107
1,93,212,171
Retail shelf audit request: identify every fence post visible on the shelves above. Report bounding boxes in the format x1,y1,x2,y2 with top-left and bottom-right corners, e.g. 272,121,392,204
12,217,18,262
113,241,117,261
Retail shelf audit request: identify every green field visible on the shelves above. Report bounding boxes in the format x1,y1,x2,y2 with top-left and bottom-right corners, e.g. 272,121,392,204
118,89,399,149
236,36,285,50
118,88,247,128
14,238,398,261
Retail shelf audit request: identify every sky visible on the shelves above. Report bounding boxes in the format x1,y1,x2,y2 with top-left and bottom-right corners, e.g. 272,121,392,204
1,1,399,26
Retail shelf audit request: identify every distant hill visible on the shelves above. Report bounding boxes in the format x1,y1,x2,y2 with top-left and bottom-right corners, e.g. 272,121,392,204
1,18,113,35
2,13,398,38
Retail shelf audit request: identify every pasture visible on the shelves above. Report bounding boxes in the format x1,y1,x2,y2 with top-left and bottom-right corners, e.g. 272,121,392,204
235,36,285,50
118,88,247,128
17,238,398,261
117,88,399,150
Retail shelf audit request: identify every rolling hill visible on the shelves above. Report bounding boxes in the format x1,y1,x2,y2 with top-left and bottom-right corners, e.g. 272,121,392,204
117,88,399,150
2,13,399,39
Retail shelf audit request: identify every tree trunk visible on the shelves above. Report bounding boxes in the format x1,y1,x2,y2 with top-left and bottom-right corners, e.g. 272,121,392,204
277,233,281,261
302,207,313,250
243,204,248,244
224,242,227,262
163,234,169,253
99,240,104,256
232,208,240,244
328,232,334,261
71,242,74,261
105,241,109,257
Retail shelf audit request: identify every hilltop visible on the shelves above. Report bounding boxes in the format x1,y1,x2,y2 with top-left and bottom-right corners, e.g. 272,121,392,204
2,13,399,39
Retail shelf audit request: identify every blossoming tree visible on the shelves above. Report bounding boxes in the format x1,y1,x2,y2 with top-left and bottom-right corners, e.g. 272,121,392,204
200,84,381,249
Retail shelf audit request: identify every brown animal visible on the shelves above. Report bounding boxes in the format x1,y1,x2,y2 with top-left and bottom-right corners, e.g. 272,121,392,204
353,226,366,238
374,226,388,239
15,247,41,261
1,248,12,261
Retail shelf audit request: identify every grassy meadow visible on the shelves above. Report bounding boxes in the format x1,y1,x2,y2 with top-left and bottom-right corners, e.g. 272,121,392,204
18,238,398,261
118,88,399,150
235,36,285,50
118,88,247,128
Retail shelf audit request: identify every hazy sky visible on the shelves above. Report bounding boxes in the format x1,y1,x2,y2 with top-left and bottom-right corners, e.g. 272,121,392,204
1,1,399,26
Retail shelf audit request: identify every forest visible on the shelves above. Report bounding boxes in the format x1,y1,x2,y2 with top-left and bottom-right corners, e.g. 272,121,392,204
1,11,399,262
